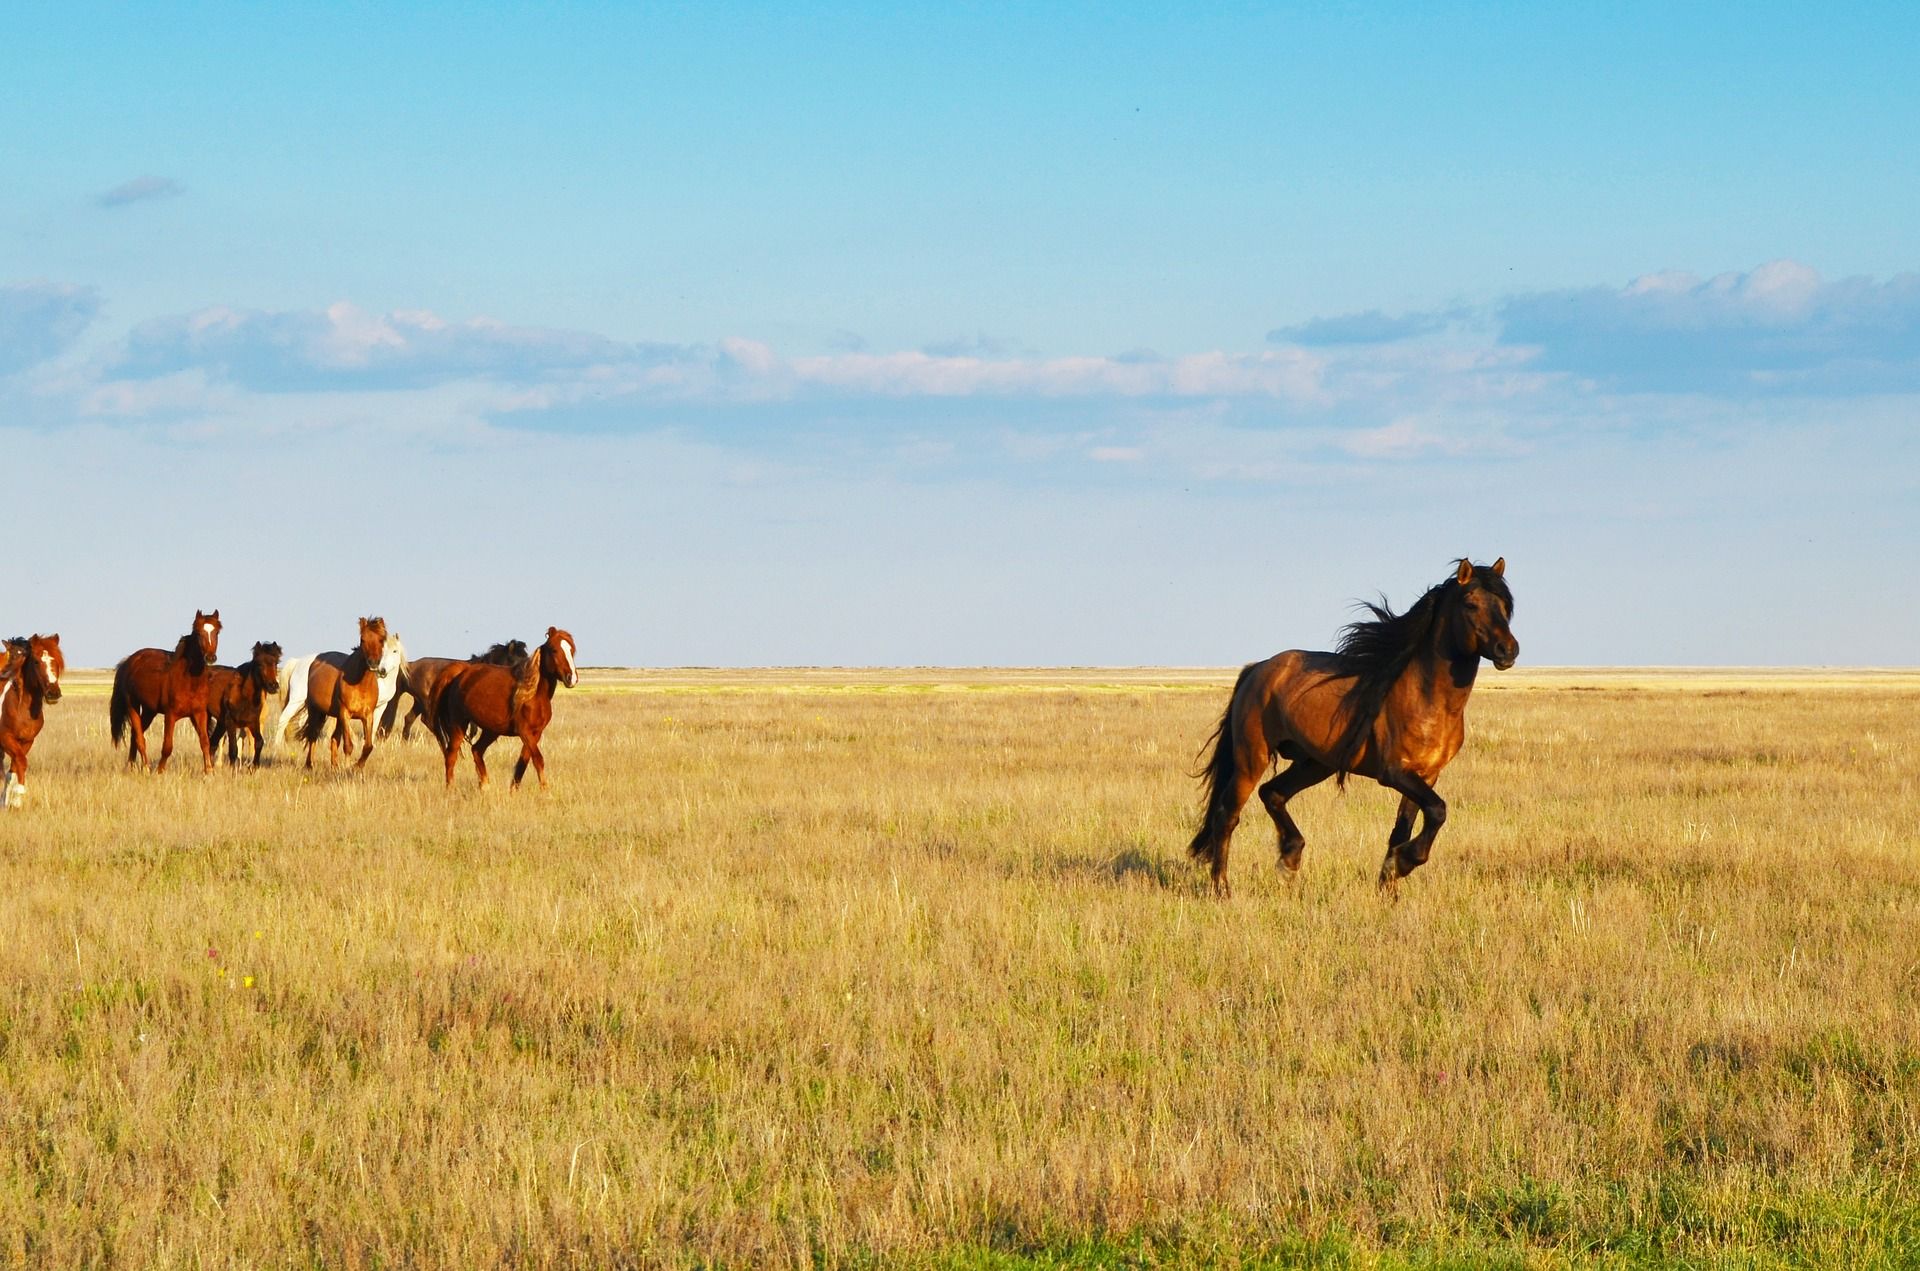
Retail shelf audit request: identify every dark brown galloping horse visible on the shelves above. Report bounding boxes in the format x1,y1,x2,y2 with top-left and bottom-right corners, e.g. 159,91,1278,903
299,617,390,768
111,610,223,772
1189,558,1518,897
436,627,578,789
378,639,528,744
207,641,283,767
1,634,65,807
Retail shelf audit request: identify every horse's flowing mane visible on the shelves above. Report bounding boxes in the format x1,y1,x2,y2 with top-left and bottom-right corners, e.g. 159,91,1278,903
474,640,528,664
509,644,542,717
1324,562,1514,777
170,631,208,672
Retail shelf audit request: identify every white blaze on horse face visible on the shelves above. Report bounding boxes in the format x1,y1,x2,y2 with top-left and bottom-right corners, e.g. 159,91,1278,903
40,652,57,686
560,640,577,687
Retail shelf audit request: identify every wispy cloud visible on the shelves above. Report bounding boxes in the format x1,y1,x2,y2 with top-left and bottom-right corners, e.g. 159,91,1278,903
112,301,686,391
1269,308,1455,346
1497,260,1920,393
0,280,101,375
96,175,184,208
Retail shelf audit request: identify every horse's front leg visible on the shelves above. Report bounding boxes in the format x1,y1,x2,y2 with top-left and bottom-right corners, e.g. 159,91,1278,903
2,742,25,808
190,708,214,773
249,726,265,768
511,734,547,790
1377,771,1446,896
354,711,376,768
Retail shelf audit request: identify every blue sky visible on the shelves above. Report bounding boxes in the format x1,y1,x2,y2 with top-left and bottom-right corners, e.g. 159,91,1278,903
5,2,1917,665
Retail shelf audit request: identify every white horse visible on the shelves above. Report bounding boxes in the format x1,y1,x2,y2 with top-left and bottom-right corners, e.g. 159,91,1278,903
274,632,407,749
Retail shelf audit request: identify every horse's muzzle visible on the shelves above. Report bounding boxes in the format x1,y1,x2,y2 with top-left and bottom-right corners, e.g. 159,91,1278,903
1491,641,1519,671
44,684,62,703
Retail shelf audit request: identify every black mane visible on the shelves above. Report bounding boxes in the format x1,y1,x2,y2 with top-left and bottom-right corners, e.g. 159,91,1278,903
1323,562,1514,776
473,639,528,664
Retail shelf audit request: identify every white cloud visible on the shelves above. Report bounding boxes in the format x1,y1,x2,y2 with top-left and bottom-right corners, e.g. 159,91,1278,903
0,281,101,375
113,302,681,391
1498,259,1920,392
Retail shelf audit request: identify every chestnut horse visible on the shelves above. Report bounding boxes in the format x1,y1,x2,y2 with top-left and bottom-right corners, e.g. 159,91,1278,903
110,609,223,772
436,627,578,789
274,632,406,751
1,634,65,808
378,639,528,744
207,641,284,767
298,617,390,768
1188,558,1518,898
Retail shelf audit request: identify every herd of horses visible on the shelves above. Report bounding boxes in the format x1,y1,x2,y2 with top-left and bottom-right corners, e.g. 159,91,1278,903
0,614,579,808
2,558,1518,897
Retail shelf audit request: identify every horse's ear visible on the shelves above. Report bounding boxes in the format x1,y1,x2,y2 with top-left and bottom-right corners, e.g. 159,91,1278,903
211,610,220,621
1456,558,1474,585
548,626,558,639
1491,556,1505,577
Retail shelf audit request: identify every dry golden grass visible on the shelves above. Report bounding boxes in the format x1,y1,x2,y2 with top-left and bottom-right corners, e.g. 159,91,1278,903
3,667,1918,1267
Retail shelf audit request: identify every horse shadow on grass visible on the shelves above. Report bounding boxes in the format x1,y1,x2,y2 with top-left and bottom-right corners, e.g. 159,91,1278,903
1047,842,1195,892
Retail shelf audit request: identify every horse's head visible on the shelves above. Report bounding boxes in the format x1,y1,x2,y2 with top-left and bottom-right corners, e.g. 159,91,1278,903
26,634,64,703
378,631,406,680
1447,557,1518,670
1,640,26,685
358,616,390,677
253,641,284,695
194,609,222,662
545,626,579,689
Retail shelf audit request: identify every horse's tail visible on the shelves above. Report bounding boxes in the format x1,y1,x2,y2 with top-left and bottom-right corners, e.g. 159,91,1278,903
273,656,309,744
298,685,329,746
1187,662,1258,867
109,660,130,744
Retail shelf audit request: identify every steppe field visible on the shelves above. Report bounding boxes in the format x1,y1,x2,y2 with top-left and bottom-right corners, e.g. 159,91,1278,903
3,665,1918,1268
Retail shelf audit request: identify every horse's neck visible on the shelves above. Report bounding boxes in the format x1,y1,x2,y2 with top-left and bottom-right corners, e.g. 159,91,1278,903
174,636,207,674
1409,632,1480,711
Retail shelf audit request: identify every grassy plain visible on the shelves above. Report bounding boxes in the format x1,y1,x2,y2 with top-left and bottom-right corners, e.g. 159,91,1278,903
2,666,1918,1267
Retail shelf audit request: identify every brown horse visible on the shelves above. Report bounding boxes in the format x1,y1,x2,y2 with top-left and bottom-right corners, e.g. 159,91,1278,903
1188,558,1517,897
377,639,529,744
1,634,65,807
436,627,578,789
110,609,223,772
299,617,390,768
207,641,284,768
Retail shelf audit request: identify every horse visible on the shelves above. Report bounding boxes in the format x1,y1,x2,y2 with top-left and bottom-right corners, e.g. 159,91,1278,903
1187,558,1518,898
274,632,406,747
207,641,284,768
435,627,578,789
378,639,529,744
110,609,224,773
1,634,65,808
298,617,391,769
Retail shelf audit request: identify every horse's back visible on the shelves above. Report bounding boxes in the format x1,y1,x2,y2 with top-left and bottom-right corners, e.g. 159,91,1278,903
205,666,239,717
116,648,173,708
1240,648,1362,767
444,662,516,735
304,652,350,711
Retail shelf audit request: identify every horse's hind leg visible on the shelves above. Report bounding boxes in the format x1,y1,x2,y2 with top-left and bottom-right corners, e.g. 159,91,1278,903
1259,758,1334,874
470,735,496,789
